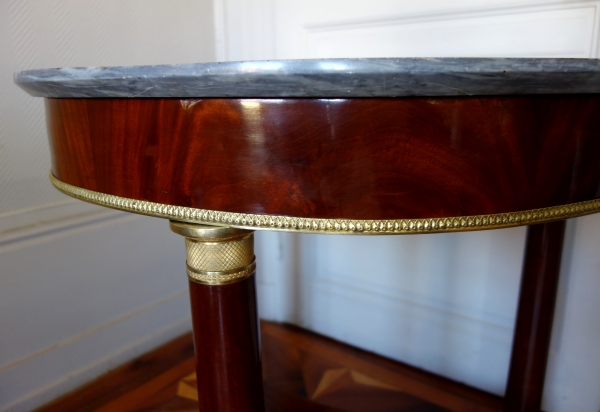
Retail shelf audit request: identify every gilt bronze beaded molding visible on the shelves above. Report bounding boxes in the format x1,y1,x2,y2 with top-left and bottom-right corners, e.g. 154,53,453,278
51,174,600,235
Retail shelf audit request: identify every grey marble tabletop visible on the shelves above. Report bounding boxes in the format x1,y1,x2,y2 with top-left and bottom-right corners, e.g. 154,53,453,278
14,58,600,98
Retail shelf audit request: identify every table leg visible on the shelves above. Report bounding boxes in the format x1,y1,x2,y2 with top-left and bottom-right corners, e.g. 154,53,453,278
170,221,265,412
504,220,566,412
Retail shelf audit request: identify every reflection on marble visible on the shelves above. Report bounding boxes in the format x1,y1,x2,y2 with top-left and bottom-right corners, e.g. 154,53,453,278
14,58,600,98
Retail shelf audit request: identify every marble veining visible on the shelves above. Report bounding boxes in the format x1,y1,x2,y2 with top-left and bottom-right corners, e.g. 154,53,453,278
14,58,600,98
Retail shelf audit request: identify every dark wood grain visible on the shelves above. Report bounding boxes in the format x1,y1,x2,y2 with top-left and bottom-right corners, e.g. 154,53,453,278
46,96,600,220
188,276,264,412
262,322,503,412
504,221,566,412
34,332,195,412
36,321,503,412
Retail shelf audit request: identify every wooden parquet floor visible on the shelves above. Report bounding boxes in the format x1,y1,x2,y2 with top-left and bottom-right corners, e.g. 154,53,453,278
37,321,503,412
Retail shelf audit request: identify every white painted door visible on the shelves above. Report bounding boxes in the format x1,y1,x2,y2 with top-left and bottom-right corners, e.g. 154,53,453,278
215,1,600,411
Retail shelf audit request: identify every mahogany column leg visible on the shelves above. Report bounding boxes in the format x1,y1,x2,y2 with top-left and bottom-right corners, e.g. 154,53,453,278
170,222,265,412
504,220,566,412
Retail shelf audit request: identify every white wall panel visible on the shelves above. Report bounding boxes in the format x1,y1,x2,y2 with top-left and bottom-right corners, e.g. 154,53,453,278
216,1,600,410
305,6,598,58
294,229,525,395
0,213,192,411
542,214,600,412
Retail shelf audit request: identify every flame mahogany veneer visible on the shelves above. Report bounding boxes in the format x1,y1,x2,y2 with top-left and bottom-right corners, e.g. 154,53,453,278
46,96,600,221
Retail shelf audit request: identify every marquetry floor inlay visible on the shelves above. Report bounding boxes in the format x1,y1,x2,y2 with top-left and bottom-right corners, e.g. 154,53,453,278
117,323,497,411
37,321,502,412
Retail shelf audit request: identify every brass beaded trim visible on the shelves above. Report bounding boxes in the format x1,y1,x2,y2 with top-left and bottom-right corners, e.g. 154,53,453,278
186,261,256,285
51,174,600,235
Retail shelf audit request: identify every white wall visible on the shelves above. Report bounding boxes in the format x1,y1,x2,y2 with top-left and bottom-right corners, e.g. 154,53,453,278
221,1,600,411
0,1,215,411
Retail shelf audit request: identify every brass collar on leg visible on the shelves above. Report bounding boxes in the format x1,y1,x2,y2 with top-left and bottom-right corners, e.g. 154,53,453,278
170,221,256,286
169,221,249,241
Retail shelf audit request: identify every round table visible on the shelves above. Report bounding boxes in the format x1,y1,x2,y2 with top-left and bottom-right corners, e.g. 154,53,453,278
16,58,600,412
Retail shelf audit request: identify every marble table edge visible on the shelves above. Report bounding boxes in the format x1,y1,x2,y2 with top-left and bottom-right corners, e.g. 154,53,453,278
14,57,600,98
